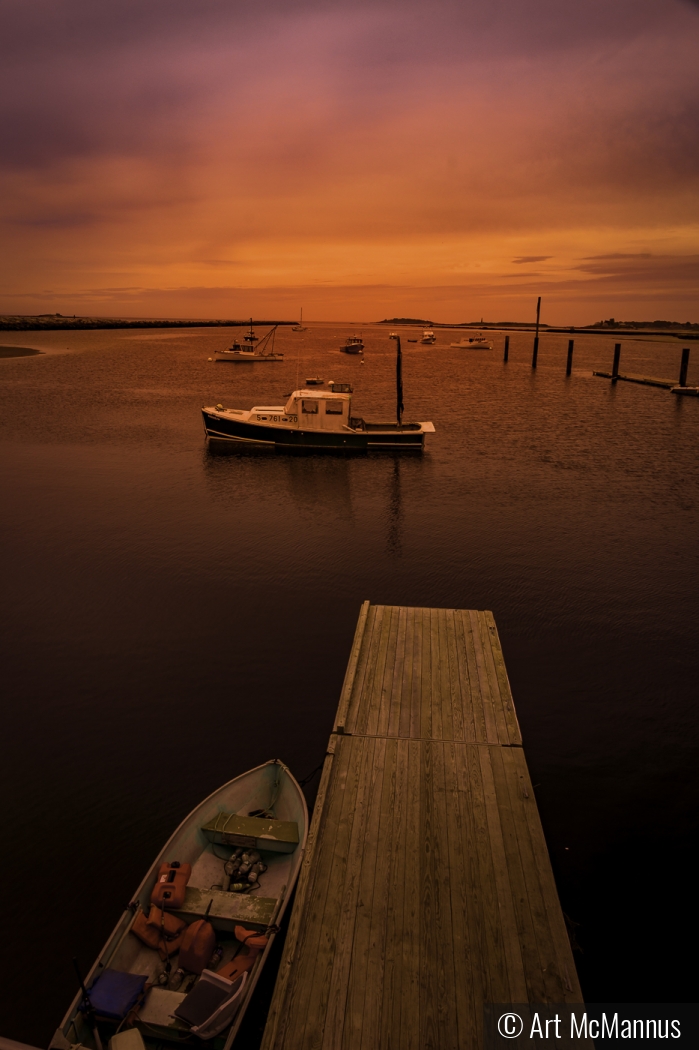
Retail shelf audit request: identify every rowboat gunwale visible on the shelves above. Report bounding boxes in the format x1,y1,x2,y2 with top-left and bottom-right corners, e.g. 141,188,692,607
52,759,308,1050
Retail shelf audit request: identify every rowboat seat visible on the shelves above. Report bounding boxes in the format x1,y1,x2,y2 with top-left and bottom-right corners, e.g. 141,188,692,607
87,968,148,1021
175,886,278,930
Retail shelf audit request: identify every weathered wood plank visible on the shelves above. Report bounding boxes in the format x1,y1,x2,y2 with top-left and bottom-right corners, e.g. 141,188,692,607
409,607,423,740
399,737,422,1050
334,599,370,734
429,741,459,1050
477,744,529,1000
398,607,415,739
263,604,583,1050
387,606,408,738
379,737,410,1050
469,610,501,744
506,747,582,1001
340,602,377,735
283,734,366,1047
374,604,401,738
342,737,388,1048
357,738,398,1050
483,610,522,746
317,736,379,1049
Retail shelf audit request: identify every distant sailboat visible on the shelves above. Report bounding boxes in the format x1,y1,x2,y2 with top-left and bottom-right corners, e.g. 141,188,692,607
292,308,307,332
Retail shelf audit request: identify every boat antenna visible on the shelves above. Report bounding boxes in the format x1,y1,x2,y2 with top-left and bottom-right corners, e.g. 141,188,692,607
72,957,104,1050
390,333,404,427
296,336,300,391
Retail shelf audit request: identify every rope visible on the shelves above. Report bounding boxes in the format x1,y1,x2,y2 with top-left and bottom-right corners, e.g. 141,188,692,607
295,764,323,789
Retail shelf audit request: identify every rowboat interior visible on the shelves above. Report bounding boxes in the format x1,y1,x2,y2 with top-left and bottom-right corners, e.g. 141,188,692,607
52,761,307,1050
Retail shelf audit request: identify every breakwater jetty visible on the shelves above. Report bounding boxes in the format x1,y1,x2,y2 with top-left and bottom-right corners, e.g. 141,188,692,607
0,315,297,332
262,602,582,1050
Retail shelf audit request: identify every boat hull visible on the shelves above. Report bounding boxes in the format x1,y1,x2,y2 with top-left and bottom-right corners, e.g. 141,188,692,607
215,354,284,363
53,761,308,1050
202,410,427,450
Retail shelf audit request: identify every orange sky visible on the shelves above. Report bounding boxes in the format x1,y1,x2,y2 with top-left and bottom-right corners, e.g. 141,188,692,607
1,0,698,323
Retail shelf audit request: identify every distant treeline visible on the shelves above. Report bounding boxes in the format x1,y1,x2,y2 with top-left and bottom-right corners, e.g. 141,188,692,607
589,319,699,329
378,316,699,333
0,315,296,331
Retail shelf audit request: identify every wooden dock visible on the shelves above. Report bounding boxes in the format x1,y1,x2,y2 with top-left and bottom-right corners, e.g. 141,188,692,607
593,369,675,388
261,603,583,1050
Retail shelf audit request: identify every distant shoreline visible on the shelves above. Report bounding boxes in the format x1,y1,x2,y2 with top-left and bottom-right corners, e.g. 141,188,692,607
1,314,696,339
377,318,699,338
0,316,298,332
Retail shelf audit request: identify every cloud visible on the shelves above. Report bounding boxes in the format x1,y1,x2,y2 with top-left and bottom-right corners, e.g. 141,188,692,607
1,0,698,321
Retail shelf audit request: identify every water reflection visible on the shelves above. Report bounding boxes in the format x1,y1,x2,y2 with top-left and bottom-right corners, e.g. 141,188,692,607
386,456,403,557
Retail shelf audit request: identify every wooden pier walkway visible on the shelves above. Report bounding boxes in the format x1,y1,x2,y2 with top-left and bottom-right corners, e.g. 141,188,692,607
592,369,675,389
261,603,582,1050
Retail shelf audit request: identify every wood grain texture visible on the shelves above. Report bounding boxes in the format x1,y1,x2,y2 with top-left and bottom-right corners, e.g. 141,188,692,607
261,604,583,1050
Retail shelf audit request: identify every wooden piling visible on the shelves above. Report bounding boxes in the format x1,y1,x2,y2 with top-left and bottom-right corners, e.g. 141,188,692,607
678,347,690,387
262,603,584,1050
532,296,541,368
504,334,510,362
566,339,574,377
611,342,621,383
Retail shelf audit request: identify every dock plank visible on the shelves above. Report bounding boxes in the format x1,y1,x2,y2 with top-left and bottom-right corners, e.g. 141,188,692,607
261,604,583,1050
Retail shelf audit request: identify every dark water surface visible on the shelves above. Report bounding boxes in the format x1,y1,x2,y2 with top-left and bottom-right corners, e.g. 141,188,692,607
1,325,697,1045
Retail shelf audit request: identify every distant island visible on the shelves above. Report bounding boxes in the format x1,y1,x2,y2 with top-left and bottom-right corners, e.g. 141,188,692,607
378,317,433,325
378,316,698,336
588,318,699,330
0,314,298,332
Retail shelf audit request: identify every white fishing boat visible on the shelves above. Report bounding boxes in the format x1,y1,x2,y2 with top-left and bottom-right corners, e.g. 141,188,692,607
421,330,436,344
304,376,324,385
202,336,435,451
450,335,493,349
292,308,307,332
215,324,284,362
52,760,308,1050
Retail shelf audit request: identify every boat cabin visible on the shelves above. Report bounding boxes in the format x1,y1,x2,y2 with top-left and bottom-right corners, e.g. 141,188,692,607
283,388,352,430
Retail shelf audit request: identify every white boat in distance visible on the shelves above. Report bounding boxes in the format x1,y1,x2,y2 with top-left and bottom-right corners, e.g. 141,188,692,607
292,308,307,332
421,330,436,344
53,761,308,1050
450,335,493,349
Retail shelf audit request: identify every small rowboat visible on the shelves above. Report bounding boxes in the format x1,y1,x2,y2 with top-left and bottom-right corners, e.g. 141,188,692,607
52,761,308,1050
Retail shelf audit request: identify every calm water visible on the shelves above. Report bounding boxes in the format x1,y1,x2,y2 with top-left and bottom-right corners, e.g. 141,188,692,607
1,325,697,1045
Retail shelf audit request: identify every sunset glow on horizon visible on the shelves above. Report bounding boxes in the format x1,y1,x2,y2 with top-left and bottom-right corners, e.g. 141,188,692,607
2,0,699,324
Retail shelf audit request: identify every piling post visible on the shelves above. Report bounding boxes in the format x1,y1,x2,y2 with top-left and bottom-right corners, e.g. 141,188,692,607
678,347,690,387
566,339,574,377
532,296,541,368
504,335,510,362
611,343,621,383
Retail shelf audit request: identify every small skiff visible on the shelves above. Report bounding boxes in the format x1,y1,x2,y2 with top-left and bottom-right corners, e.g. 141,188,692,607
52,760,308,1050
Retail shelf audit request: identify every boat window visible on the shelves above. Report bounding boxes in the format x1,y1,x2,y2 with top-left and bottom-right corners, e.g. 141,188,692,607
325,400,343,414
301,399,318,413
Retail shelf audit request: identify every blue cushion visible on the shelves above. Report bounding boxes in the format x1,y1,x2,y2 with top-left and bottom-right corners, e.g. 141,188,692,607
87,969,148,1020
